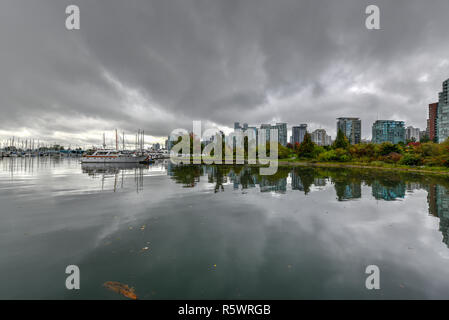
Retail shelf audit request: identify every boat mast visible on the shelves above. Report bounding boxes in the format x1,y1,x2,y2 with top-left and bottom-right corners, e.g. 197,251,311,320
115,129,118,151
142,130,144,153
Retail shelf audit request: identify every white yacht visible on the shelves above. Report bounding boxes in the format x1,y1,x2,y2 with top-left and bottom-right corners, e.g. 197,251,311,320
81,149,148,163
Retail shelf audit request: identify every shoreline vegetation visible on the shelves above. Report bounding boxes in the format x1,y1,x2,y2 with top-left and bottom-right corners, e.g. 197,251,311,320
277,160,449,176
274,129,449,176
175,129,449,176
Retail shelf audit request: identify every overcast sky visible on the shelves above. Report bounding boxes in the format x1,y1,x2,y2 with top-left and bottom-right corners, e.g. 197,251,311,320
1,0,449,147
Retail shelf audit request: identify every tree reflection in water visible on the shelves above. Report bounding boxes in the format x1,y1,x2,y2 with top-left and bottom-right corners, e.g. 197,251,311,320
78,161,449,248
167,164,449,248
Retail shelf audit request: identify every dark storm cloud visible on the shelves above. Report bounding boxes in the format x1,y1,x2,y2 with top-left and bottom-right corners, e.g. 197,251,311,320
1,0,449,145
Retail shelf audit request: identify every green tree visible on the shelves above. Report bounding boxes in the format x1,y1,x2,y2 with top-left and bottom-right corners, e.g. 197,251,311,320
333,129,349,149
297,132,315,158
278,143,292,159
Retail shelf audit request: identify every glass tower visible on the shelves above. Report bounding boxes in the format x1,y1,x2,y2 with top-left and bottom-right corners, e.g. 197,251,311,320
292,124,307,144
336,117,361,144
438,78,449,143
371,120,405,144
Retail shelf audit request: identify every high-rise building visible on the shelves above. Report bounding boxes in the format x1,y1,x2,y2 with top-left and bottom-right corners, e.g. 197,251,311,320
166,135,175,151
420,130,427,141
233,122,257,149
273,123,288,146
405,126,420,142
258,124,271,144
311,129,332,146
428,102,438,142
246,126,258,139
336,117,361,144
292,124,307,144
438,78,449,142
372,120,405,144
258,123,287,146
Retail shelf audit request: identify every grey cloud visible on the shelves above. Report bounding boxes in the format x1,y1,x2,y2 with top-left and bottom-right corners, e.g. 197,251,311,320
1,0,449,145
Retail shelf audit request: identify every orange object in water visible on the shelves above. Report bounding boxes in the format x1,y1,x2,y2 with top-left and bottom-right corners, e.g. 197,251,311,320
103,281,138,300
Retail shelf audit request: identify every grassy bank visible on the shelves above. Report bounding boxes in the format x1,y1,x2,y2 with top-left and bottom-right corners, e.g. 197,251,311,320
273,129,449,176
278,158,449,176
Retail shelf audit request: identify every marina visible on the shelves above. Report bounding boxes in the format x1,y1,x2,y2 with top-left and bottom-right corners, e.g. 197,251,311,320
0,131,170,162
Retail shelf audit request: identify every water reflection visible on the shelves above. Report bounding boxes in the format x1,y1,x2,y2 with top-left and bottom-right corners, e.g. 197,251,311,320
4,157,449,299
166,165,427,200
371,180,406,201
0,156,64,178
81,163,147,192
428,184,449,247
166,165,449,249
167,163,203,188
3,157,449,249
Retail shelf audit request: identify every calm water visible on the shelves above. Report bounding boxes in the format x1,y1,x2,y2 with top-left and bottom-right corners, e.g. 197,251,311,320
1,157,449,299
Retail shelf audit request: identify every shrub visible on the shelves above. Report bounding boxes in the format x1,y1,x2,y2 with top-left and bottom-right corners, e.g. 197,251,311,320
399,153,423,166
357,156,371,163
379,142,402,156
317,150,338,162
415,142,441,157
422,155,449,167
350,143,375,158
382,152,403,163
278,143,292,159
335,148,349,159
312,145,326,158
317,148,351,162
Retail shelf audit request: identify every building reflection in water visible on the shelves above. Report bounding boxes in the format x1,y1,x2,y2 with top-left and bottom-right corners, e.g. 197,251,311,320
334,182,362,201
371,180,406,201
81,163,146,192
427,184,449,247
84,162,449,249
229,167,257,190
291,168,316,194
81,161,449,249
3,157,449,249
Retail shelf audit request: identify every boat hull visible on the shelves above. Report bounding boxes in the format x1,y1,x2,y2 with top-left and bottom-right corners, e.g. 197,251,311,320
81,156,148,163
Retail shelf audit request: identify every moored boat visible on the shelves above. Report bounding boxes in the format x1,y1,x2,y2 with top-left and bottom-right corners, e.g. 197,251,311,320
81,149,148,163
